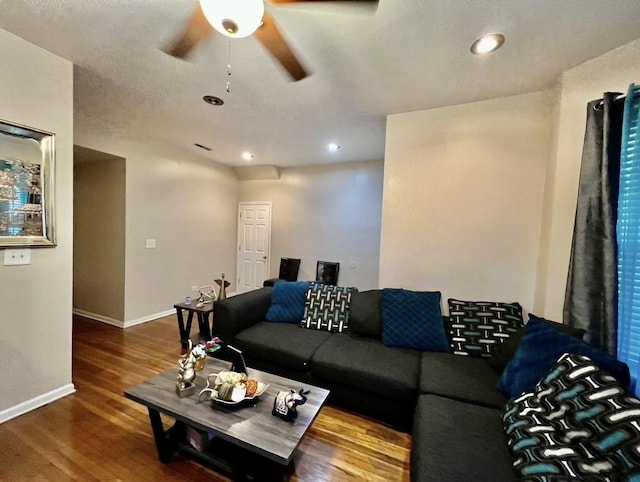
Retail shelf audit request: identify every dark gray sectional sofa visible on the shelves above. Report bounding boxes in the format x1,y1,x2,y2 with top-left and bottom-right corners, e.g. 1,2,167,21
213,287,518,481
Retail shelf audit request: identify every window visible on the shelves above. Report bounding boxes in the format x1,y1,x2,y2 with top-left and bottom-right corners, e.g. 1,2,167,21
617,83,640,396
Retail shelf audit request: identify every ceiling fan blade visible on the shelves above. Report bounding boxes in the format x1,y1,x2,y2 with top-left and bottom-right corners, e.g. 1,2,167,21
266,0,378,16
164,3,214,59
254,13,308,81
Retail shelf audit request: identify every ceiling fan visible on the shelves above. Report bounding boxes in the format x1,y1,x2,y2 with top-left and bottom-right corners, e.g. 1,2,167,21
165,0,379,81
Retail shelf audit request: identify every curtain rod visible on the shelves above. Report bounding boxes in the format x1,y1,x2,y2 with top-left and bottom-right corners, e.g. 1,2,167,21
593,92,626,111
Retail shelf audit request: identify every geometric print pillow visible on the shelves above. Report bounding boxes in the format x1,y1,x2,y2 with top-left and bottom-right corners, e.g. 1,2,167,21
300,283,355,333
503,353,640,481
447,298,523,357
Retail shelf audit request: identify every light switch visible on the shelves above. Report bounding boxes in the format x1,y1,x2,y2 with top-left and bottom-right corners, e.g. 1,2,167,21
146,239,156,249
4,248,31,265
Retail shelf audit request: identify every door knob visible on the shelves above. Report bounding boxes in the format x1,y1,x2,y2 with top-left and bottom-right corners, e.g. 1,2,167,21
263,256,268,259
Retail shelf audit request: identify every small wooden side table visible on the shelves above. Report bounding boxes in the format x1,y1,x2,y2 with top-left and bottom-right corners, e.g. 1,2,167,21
173,301,214,350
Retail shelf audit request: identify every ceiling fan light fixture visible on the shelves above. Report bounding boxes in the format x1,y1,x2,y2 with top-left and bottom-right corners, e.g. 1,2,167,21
470,33,505,55
203,95,224,105
199,0,265,39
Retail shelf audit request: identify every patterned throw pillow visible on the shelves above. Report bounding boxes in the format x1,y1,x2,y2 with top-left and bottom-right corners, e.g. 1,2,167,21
300,283,355,332
503,353,640,481
447,298,523,357
382,289,448,352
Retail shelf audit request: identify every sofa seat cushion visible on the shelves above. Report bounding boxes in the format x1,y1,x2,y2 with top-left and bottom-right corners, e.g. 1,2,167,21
233,322,331,372
419,352,507,409
411,395,516,482
310,333,420,402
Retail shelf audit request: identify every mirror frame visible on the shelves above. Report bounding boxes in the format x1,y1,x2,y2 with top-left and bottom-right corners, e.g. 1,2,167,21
0,119,56,247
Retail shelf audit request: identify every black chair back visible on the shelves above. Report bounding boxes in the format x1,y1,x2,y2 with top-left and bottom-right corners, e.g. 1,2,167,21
316,261,340,286
278,257,301,282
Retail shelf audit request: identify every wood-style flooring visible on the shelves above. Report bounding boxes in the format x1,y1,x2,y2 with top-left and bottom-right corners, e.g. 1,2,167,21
0,315,411,481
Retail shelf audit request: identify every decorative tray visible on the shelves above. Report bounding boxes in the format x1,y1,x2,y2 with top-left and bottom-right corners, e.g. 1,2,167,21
213,382,269,405
197,371,269,405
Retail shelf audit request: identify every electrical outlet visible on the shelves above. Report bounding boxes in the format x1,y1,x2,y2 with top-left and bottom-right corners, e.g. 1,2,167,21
4,249,31,266
191,286,199,292
145,239,156,249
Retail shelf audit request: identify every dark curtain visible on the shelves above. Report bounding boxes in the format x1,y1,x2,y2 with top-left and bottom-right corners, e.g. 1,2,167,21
564,92,624,355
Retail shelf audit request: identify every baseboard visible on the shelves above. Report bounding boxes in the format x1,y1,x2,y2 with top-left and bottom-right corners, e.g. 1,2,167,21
73,308,124,328
0,383,75,424
123,309,174,328
73,309,124,328
73,308,175,329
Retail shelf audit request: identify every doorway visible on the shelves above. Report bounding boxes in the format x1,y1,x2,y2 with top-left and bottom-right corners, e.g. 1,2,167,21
236,202,272,293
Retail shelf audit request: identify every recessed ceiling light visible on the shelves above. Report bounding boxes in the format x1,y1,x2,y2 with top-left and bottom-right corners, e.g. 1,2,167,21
470,33,505,55
242,151,254,161
327,143,341,153
203,95,224,106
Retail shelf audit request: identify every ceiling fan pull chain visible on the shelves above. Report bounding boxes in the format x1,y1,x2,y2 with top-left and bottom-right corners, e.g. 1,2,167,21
226,40,232,93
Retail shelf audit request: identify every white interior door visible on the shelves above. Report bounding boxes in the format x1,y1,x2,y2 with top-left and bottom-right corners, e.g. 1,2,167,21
237,202,272,293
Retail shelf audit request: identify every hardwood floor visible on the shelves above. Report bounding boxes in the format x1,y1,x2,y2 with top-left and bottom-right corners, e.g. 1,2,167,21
0,315,411,481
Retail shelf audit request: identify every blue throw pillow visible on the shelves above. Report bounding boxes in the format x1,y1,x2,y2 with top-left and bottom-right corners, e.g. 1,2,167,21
498,314,630,398
265,281,309,323
381,288,448,352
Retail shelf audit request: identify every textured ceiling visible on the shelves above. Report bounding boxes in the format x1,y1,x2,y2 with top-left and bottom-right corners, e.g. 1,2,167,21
1,0,640,167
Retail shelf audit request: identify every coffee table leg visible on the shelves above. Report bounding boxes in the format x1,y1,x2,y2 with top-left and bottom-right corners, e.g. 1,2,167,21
148,408,185,463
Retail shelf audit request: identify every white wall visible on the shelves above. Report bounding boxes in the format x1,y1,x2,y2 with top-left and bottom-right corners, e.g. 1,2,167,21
536,38,640,320
380,92,552,310
0,29,74,416
74,113,240,324
239,161,383,290
73,156,126,322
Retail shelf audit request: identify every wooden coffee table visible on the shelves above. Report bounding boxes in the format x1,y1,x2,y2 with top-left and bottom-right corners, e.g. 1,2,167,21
124,357,330,481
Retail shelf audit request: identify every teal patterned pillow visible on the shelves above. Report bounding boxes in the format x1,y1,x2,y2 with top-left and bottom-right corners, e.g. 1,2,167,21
382,288,448,352
447,298,523,357
503,353,640,481
300,283,355,332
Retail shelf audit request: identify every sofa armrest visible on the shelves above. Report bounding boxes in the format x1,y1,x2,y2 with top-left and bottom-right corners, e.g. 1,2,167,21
213,287,273,343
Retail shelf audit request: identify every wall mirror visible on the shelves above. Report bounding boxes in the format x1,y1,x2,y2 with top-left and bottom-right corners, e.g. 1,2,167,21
0,119,56,247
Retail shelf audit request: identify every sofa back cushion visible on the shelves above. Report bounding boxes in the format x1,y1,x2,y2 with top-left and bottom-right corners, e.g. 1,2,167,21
265,281,309,323
503,353,640,481
382,288,448,352
348,289,382,339
498,315,630,398
447,298,524,357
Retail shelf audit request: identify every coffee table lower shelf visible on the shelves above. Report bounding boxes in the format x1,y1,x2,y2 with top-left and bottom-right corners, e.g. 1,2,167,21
147,408,292,482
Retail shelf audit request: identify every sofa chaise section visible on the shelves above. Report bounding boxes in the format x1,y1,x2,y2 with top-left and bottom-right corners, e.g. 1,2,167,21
411,394,516,482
